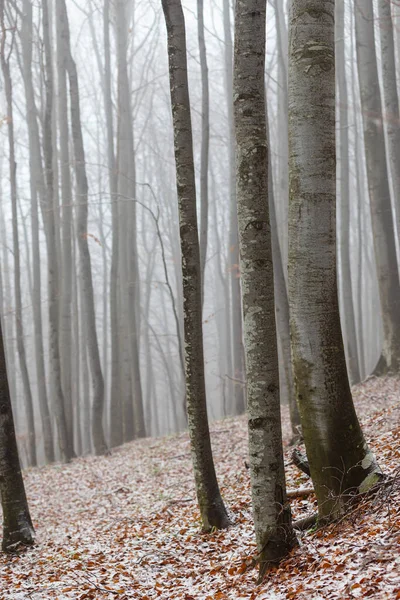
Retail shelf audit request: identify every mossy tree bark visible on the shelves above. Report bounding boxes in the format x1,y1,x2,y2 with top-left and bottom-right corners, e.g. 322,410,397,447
354,0,400,375
161,0,230,532
234,0,297,573
288,0,381,522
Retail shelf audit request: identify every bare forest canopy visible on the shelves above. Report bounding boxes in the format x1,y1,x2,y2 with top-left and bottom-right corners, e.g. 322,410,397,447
0,0,400,593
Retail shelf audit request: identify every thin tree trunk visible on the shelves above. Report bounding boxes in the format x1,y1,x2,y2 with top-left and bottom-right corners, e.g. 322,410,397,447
288,0,381,521
223,0,246,415
234,0,296,574
1,9,37,467
20,0,55,464
354,0,400,374
161,0,230,531
56,0,74,451
336,0,361,384
42,0,73,463
377,0,400,244
58,0,108,455
197,0,210,304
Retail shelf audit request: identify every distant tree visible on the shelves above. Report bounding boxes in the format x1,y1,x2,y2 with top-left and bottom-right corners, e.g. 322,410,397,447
1,1,37,467
42,0,74,462
222,0,246,415
197,0,210,305
234,0,297,574
20,0,55,463
336,0,361,385
58,0,108,455
355,0,400,375
288,0,382,521
161,0,230,531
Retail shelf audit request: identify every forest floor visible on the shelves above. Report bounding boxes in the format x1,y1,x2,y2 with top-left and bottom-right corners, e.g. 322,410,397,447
1,378,400,599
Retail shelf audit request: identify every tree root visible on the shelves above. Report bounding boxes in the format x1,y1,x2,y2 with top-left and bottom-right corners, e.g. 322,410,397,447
293,513,317,531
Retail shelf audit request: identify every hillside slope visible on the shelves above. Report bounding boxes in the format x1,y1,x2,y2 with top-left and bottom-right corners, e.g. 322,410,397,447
1,378,400,599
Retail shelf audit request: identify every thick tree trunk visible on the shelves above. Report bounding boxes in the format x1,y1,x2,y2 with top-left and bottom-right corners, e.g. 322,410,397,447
223,0,246,415
58,0,108,455
161,0,230,531
355,0,400,374
336,0,361,385
288,0,381,521
1,10,37,467
20,0,55,463
234,0,297,574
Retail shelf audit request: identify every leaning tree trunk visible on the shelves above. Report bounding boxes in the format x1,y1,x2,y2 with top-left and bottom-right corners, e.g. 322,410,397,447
0,311,35,552
161,0,230,532
59,0,108,455
336,0,361,385
1,8,37,468
354,0,400,375
234,0,297,574
288,0,381,522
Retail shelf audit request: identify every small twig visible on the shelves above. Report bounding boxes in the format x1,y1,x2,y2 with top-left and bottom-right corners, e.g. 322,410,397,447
287,487,314,499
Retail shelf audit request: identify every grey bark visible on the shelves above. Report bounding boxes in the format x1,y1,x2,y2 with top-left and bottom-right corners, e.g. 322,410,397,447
288,0,381,521
59,0,108,455
355,0,400,374
377,0,400,245
20,0,55,463
42,0,73,462
102,0,123,448
1,10,37,467
56,0,74,451
161,0,230,531
234,0,296,573
223,0,246,415
197,0,210,304
114,0,145,442
336,0,361,385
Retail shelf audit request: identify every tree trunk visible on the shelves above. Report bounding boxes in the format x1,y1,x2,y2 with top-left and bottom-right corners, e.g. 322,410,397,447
288,0,381,521
161,0,230,531
58,0,108,455
336,0,361,385
56,0,74,451
0,310,35,552
377,0,400,245
42,0,73,463
355,0,400,374
1,8,37,467
197,0,210,305
114,0,145,442
20,0,55,463
223,0,246,415
234,0,296,573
